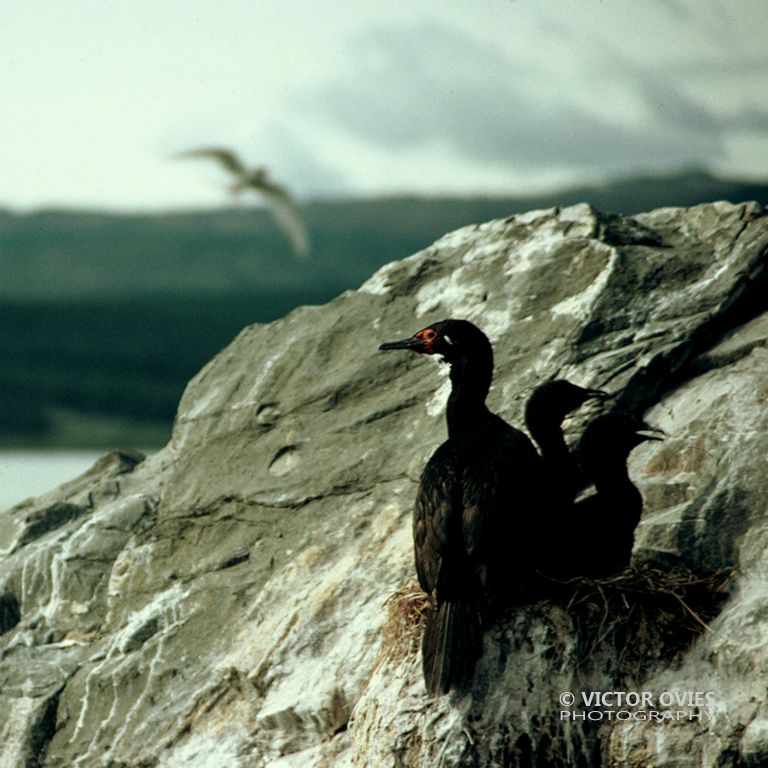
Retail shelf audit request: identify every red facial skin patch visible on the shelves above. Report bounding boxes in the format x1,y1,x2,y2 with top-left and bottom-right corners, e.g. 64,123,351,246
414,328,437,354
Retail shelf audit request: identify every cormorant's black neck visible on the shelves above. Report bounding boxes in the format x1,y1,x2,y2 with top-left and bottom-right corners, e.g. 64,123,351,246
534,424,577,486
445,346,494,437
528,422,569,465
587,456,636,498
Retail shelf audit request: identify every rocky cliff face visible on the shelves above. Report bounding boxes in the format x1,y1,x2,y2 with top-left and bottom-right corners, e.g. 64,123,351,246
1,201,767,767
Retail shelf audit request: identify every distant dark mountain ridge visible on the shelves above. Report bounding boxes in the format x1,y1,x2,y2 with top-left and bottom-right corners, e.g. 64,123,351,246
0,169,765,447
1,169,766,302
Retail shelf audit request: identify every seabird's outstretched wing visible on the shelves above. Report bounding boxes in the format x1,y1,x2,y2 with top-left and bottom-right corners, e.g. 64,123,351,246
173,147,247,176
254,176,310,259
174,147,310,259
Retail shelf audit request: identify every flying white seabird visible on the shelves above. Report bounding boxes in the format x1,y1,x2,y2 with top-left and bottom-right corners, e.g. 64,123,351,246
175,147,310,259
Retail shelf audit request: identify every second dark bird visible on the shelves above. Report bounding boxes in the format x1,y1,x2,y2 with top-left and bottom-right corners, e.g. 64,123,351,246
379,319,545,695
560,413,664,578
524,379,609,506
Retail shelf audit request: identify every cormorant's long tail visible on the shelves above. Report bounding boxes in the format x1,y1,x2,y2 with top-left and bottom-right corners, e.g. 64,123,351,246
422,600,482,695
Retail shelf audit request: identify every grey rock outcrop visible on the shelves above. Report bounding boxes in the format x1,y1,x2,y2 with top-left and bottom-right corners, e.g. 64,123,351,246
1,200,767,767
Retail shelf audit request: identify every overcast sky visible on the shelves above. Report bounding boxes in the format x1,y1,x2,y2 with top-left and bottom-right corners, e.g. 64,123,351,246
2,0,767,211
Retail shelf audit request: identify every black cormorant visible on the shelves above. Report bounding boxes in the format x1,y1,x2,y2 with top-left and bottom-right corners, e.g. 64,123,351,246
524,380,609,506
379,319,544,694
566,413,664,577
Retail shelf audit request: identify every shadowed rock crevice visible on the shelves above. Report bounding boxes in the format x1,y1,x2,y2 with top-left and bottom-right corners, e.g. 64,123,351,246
0,592,21,635
1,201,767,767
16,502,88,549
26,688,62,768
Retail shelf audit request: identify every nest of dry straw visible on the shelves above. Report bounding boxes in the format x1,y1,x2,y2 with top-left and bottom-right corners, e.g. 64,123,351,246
542,563,731,673
381,585,430,662
381,564,730,674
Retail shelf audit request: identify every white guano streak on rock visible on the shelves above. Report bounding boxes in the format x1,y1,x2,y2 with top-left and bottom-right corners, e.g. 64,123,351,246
479,307,516,339
0,513,24,556
71,583,188,765
415,225,535,321
29,495,150,626
550,246,617,320
414,270,486,319
425,369,451,418
210,503,411,762
158,730,246,768
182,381,227,421
359,246,430,297
359,261,399,296
458,222,510,264
107,620,183,762
505,204,593,276
106,541,157,618
558,202,599,228
0,697,38,768
652,254,735,321
504,206,594,277
413,271,518,340
514,206,557,226
20,543,54,617
431,223,481,252
504,234,553,277
183,344,287,423
252,547,384,717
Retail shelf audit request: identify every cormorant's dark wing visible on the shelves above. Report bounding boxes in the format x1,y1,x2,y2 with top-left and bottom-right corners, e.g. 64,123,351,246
460,424,548,594
415,441,484,694
413,441,463,597
460,457,504,561
461,426,541,547
173,146,247,176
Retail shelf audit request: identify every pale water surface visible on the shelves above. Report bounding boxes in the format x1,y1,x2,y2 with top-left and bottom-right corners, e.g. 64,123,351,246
0,451,103,512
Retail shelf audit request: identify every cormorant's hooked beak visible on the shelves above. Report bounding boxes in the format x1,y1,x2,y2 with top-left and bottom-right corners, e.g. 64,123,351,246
379,337,427,353
585,388,613,401
637,423,666,441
